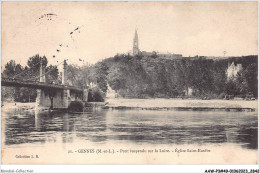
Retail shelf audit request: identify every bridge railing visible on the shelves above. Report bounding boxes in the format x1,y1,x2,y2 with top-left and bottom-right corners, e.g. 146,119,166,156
1,77,83,92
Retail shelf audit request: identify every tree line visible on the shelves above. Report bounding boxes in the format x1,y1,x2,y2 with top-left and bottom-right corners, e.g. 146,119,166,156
65,54,257,99
94,54,258,99
1,54,258,102
2,54,59,102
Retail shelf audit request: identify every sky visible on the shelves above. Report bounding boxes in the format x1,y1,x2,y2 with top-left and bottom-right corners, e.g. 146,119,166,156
1,1,258,68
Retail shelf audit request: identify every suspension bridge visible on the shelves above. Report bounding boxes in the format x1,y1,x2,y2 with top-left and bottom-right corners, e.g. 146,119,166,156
1,78,83,93
1,59,85,109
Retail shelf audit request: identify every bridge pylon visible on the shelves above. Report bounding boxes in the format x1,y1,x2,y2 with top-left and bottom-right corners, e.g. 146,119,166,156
36,59,46,108
62,60,70,108
32,59,80,110
2,59,84,110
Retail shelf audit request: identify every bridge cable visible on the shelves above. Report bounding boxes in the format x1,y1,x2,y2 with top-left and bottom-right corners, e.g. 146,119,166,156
11,61,42,79
67,65,78,83
25,61,63,81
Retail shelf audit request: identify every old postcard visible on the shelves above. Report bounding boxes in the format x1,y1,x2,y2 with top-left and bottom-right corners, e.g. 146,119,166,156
1,1,258,165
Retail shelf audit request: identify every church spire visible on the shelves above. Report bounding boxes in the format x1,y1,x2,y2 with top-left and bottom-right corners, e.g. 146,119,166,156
135,29,138,40
133,29,139,56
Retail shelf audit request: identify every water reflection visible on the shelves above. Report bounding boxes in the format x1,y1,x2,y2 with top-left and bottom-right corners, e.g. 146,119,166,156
75,110,108,143
3,106,258,149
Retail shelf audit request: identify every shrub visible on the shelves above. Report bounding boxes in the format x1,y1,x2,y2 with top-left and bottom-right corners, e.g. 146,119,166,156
68,101,84,112
218,92,226,99
88,87,105,102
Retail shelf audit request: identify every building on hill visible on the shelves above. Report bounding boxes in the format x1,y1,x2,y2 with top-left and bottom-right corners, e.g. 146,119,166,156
226,61,242,80
140,51,153,57
205,56,227,60
157,52,182,59
183,55,230,60
183,55,207,59
132,30,182,59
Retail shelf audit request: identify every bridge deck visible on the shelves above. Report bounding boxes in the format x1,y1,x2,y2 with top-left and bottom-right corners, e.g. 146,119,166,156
1,78,83,93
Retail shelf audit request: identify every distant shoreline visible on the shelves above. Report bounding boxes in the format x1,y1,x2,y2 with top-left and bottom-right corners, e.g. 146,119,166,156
104,98,258,112
1,98,258,112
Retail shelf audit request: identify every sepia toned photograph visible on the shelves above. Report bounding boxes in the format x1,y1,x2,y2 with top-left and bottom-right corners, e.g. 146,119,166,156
1,1,258,165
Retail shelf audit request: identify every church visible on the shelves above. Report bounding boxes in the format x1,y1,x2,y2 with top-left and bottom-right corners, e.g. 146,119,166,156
132,29,182,59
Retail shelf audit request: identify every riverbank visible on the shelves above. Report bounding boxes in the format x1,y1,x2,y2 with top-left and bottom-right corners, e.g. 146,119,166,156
105,98,258,111
1,99,258,112
1,102,35,109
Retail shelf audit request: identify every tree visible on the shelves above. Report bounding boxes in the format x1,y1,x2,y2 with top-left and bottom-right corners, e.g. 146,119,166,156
107,67,127,91
26,54,48,80
67,65,88,88
46,65,59,84
150,51,158,58
2,55,60,102
14,87,37,102
93,62,108,93
234,70,249,96
27,54,48,69
3,60,23,78
2,60,24,100
225,77,238,95
243,63,258,97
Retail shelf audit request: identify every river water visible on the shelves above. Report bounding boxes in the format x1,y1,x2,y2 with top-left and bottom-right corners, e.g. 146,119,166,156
2,104,258,150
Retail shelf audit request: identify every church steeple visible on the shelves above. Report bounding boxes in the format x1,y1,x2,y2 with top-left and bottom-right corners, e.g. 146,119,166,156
133,29,139,56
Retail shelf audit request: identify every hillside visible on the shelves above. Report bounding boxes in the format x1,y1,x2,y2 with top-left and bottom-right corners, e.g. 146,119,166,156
97,54,258,98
